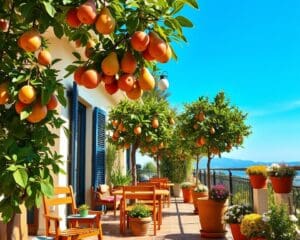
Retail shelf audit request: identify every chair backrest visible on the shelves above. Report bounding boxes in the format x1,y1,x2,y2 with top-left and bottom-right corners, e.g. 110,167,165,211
150,177,169,183
122,185,156,202
137,181,162,189
43,185,77,216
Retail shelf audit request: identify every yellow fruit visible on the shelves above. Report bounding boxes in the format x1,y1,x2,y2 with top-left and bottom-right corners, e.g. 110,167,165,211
138,67,155,91
101,52,119,76
95,7,116,35
18,85,36,104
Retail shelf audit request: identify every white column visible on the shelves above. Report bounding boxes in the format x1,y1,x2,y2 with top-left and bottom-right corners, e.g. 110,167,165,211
274,193,293,214
253,188,268,214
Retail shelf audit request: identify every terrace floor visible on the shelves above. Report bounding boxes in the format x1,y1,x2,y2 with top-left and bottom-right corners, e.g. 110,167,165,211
31,197,233,240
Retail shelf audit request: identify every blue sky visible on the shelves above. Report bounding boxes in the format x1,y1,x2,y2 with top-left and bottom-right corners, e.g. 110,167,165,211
156,0,300,163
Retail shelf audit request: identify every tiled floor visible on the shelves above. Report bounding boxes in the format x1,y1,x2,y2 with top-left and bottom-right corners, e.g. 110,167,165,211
30,197,233,240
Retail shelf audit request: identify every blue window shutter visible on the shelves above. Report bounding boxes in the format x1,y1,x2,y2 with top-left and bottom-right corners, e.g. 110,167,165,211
70,82,79,189
92,107,106,187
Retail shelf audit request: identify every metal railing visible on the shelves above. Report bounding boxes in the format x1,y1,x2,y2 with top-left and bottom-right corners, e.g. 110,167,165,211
198,167,300,213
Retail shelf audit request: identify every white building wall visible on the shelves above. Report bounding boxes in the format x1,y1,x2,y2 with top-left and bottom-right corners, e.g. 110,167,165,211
37,30,126,235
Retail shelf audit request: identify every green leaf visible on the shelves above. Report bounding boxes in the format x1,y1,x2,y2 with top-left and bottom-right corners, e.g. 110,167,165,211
53,22,64,39
41,181,53,197
42,2,56,17
183,0,199,9
13,169,28,188
62,0,73,4
175,16,193,27
57,86,67,107
72,52,81,60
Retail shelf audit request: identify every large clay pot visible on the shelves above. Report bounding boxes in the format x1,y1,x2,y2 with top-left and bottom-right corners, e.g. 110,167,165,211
192,191,208,214
172,183,182,197
249,175,267,189
197,197,228,238
129,216,152,236
230,223,247,240
269,176,293,193
182,187,193,203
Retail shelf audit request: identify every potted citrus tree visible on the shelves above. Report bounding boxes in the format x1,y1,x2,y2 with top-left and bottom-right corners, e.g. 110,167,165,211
178,92,251,238
107,95,175,185
246,165,268,189
128,203,152,236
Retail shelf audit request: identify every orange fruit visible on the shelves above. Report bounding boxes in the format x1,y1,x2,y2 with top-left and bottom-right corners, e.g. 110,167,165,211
152,117,159,128
104,80,119,95
77,0,97,25
95,7,116,35
0,19,9,32
74,66,86,85
134,126,142,135
0,82,9,105
138,67,155,91
118,74,135,92
15,101,28,114
126,82,143,100
27,102,48,123
101,52,119,76
38,49,52,66
142,47,155,61
101,74,114,84
81,69,101,89
47,95,58,110
148,32,167,60
18,85,36,104
19,30,41,52
130,31,150,52
65,8,82,28
120,51,137,74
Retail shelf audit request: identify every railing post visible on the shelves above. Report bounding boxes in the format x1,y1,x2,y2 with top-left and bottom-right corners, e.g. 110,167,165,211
228,170,233,205
213,170,216,185
203,171,207,185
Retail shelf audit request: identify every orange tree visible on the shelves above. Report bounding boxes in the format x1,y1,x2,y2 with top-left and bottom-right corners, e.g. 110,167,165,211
106,95,175,185
0,0,198,225
177,92,251,195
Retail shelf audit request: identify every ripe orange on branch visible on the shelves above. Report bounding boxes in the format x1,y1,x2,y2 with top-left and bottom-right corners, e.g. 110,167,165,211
95,7,116,35
38,49,52,66
65,8,82,28
121,51,137,74
77,0,97,25
101,52,119,76
18,85,36,104
130,31,150,52
118,74,135,92
27,102,48,123
19,30,41,52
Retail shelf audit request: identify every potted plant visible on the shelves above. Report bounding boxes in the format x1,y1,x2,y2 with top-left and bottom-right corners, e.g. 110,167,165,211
181,182,195,203
224,204,252,240
267,164,296,193
246,165,268,189
128,203,152,236
264,204,298,240
78,204,90,217
240,213,269,240
178,92,251,238
192,184,208,214
110,169,132,190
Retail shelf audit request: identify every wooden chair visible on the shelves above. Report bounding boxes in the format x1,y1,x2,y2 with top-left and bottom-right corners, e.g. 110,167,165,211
120,185,158,236
149,178,171,207
42,185,103,240
90,185,122,216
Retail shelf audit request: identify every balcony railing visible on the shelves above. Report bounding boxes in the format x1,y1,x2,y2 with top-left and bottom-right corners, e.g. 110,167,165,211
198,166,300,214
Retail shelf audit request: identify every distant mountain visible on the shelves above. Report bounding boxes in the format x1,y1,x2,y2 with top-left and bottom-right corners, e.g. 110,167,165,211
197,157,299,169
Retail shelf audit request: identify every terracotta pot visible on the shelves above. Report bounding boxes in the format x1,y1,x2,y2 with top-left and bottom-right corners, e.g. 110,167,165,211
192,191,208,214
182,187,193,203
249,175,267,189
197,197,228,238
230,223,247,240
269,176,293,193
129,216,152,236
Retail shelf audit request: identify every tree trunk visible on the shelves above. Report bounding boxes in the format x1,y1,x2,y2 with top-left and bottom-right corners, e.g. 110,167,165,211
195,155,199,186
207,153,212,198
6,213,15,239
131,142,139,185
156,158,160,177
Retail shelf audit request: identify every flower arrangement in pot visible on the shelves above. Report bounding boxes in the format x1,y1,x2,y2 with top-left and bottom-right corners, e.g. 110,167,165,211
177,92,251,238
192,184,208,214
224,204,252,240
246,165,268,189
180,182,195,203
128,203,152,236
78,204,90,217
240,213,269,240
267,163,296,193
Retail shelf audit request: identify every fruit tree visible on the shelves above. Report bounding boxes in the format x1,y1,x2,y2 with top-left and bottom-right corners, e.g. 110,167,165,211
178,92,251,195
106,95,175,185
0,0,198,227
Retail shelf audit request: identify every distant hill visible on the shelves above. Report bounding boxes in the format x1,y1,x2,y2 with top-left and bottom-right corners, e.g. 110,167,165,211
197,157,299,169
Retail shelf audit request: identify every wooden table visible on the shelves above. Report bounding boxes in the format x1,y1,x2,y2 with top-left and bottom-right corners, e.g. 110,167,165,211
112,189,169,196
67,214,97,228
